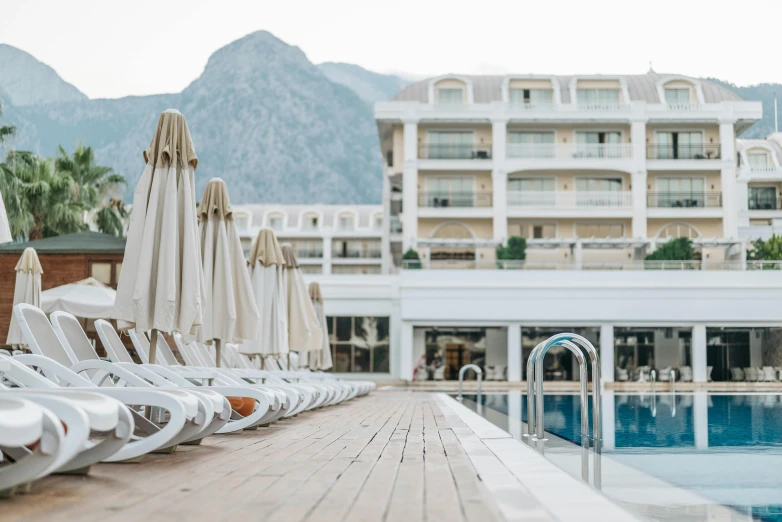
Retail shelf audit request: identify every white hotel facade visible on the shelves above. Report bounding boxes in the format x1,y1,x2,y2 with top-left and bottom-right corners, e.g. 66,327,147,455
239,72,782,386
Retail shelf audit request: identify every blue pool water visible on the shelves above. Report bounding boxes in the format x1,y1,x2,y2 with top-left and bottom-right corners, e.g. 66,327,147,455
462,392,782,521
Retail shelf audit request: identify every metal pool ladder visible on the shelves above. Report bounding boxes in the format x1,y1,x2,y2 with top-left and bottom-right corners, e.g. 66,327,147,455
457,364,483,401
526,333,601,446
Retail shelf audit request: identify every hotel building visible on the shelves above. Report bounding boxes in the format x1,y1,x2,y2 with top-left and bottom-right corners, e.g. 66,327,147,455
252,72,782,387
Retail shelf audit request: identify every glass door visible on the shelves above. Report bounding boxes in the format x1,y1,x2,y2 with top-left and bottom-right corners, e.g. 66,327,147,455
657,178,705,207
508,177,555,206
425,177,474,207
749,186,778,210
427,131,473,159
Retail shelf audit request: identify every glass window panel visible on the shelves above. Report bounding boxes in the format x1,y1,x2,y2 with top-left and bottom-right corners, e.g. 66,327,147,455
353,345,370,373
438,88,463,105
336,317,352,341
749,152,769,168
509,88,524,105
665,88,690,104
334,345,352,372
529,89,553,104
90,262,112,285
372,345,390,373
326,316,335,339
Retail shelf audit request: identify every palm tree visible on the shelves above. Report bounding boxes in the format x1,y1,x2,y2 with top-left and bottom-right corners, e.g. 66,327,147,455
55,143,127,236
0,104,15,144
3,152,84,240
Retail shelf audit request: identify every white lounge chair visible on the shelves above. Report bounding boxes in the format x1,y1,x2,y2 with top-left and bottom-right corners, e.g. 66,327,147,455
730,367,745,381
615,367,630,382
763,366,777,382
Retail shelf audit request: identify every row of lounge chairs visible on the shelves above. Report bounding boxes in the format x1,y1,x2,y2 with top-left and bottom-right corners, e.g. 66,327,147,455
0,304,373,496
730,367,782,382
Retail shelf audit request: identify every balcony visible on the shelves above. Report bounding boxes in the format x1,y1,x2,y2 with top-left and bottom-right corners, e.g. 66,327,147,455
646,144,721,160
333,249,383,259
647,192,722,208
418,191,493,208
389,216,403,233
418,143,492,160
294,248,323,259
748,196,782,211
507,191,633,208
506,143,632,160
401,259,782,271
575,103,631,112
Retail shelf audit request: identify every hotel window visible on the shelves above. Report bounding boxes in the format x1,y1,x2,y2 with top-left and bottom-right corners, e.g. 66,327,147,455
326,316,390,373
302,214,319,230
654,131,704,159
425,131,475,159
299,265,323,275
509,88,553,106
665,88,691,105
267,214,283,231
424,177,474,207
575,223,625,238
576,89,620,106
338,215,355,231
656,178,705,207
575,132,622,158
575,178,622,192
507,132,555,158
437,88,463,105
373,216,383,230
511,222,556,239
89,260,122,288
508,177,555,206
748,152,770,169
749,187,778,210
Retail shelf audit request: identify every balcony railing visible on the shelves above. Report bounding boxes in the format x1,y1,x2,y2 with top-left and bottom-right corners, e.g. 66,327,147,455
647,144,721,160
506,143,632,160
748,196,782,210
295,249,323,259
333,249,383,259
507,190,633,208
419,191,493,208
389,217,403,233
418,144,492,160
647,192,722,208
575,103,631,112
402,259,782,271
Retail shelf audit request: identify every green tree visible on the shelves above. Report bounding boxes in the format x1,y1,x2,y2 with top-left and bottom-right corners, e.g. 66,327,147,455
55,143,127,237
646,237,694,261
402,248,421,269
496,236,527,261
0,104,14,144
747,235,782,261
2,152,84,240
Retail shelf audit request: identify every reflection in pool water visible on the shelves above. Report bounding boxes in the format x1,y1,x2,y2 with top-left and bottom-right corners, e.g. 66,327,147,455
463,392,782,522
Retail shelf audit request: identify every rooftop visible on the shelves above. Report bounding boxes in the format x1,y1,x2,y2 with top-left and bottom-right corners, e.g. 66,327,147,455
0,231,126,254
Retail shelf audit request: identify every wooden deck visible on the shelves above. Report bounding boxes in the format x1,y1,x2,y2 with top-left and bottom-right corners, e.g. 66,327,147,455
0,391,508,522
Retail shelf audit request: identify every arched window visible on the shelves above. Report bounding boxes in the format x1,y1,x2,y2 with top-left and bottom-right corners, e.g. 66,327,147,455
266,212,284,231
233,212,250,232
337,212,355,231
432,221,473,240
657,222,701,240
301,212,320,230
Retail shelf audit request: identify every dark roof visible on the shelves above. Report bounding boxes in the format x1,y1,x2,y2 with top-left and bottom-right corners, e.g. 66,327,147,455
0,231,126,254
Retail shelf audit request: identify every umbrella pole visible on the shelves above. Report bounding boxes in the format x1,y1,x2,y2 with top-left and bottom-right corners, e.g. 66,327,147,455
149,328,160,365
214,338,222,368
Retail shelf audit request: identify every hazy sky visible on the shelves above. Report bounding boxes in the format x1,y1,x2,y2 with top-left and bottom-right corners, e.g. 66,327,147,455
1,0,779,99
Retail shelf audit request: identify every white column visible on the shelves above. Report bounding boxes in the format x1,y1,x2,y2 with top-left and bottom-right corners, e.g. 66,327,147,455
692,324,707,383
735,178,750,227
322,232,332,275
631,120,648,239
402,120,419,251
492,169,508,242
507,323,522,382
573,240,583,270
720,121,738,238
693,392,709,449
389,293,402,379
600,324,615,383
400,321,414,381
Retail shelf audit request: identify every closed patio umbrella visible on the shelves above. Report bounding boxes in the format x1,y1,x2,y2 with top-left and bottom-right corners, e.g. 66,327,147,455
7,247,42,347
239,228,287,366
113,109,206,363
280,245,321,368
307,282,332,371
198,178,259,366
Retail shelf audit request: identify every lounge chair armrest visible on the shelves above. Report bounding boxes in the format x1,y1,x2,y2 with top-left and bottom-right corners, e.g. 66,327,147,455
69,359,154,388
137,363,206,387
13,354,93,387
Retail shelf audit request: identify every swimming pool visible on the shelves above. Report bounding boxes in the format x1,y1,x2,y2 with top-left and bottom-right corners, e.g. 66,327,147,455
460,392,782,521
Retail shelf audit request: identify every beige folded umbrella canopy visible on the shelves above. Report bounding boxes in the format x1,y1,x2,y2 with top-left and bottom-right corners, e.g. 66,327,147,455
7,247,43,346
113,109,206,362
307,282,333,371
239,228,288,358
198,178,259,357
280,245,321,355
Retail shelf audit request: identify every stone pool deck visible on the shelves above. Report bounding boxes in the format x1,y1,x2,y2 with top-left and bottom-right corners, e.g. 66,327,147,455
0,391,637,522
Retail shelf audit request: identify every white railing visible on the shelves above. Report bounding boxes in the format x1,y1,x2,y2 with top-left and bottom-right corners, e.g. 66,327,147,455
665,103,702,111
575,103,631,112
506,143,633,160
508,102,555,111
402,259,782,271
507,190,633,208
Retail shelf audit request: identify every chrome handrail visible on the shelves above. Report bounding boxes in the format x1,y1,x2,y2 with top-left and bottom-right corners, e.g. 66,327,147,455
650,369,656,390
525,341,545,437
457,364,483,401
528,333,601,445
670,369,676,390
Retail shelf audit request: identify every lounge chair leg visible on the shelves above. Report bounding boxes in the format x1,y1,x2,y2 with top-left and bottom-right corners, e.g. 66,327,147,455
152,445,177,454
181,438,203,446
56,465,92,476
0,487,15,499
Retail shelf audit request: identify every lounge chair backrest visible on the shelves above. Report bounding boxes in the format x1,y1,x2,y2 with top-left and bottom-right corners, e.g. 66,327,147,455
148,333,180,366
185,342,208,367
128,329,150,363
13,304,78,368
195,343,216,366
50,312,101,363
172,333,198,367
94,320,135,363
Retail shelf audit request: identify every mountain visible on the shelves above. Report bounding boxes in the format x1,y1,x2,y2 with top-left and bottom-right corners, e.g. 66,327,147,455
0,32,386,204
708,79,781,138
0,44,87,106
317,62,407,104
